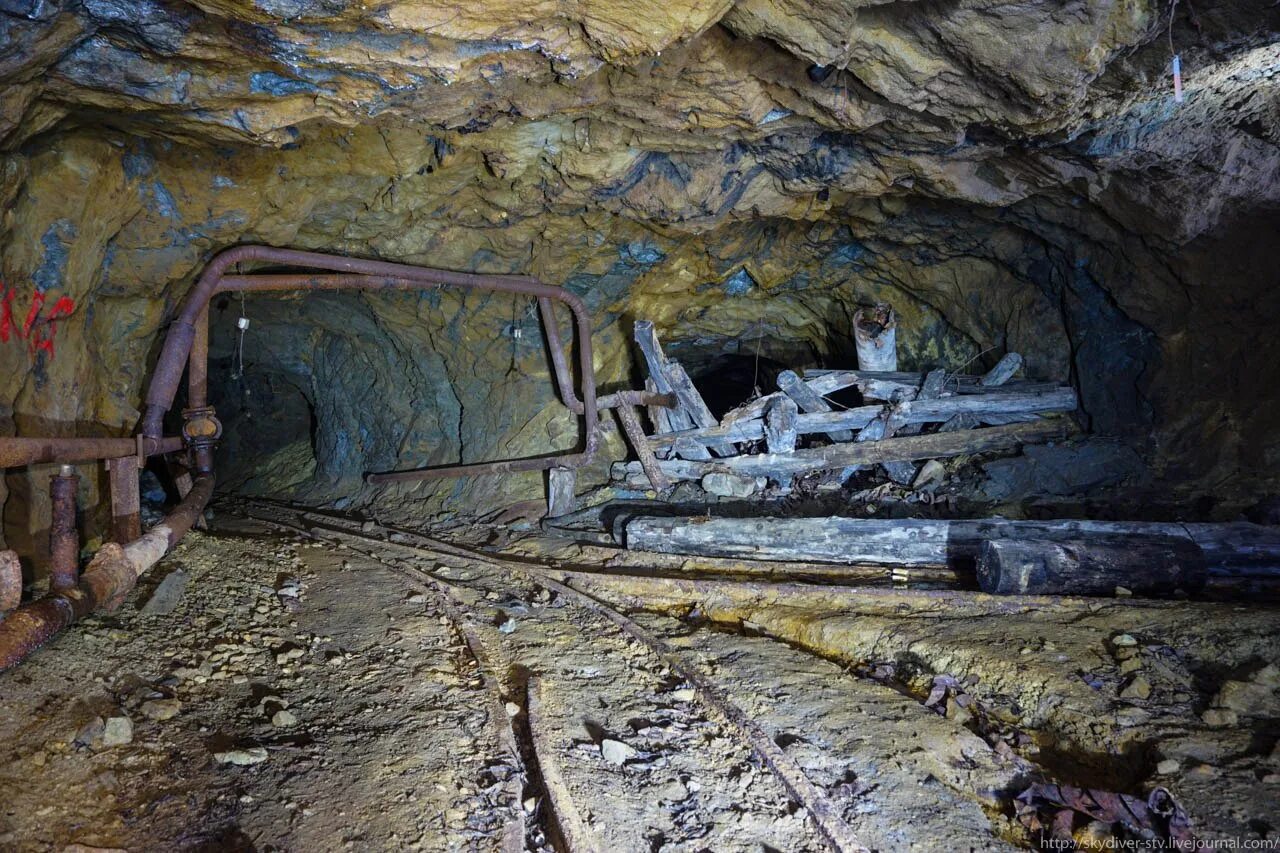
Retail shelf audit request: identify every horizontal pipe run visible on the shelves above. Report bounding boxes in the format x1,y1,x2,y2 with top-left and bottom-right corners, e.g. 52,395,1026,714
0,475,214,673
144,246,596,438
597,390,676,410
219,273,562,298
366,453,586,484
0,436,184,469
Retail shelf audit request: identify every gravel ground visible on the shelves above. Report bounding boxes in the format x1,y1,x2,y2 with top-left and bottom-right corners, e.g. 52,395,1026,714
0,514,1277,851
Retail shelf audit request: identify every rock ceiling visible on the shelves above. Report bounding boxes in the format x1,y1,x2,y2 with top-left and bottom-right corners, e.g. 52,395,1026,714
0,0,1277,533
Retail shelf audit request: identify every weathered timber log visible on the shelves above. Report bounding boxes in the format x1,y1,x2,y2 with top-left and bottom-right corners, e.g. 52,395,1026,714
617,419,1071,485
668,361,737,457
777,370,852,441
720,392,784,427
803,369,1056,402
854,303,897,371
633,321,712,461
643,378,676,458
646,388,1077,450
622,515,1280,578
546,467,577,518
764,396,798,454
633,321,733,458
843,399,908,481
981,353,1024,386
976,538,1207,595
884,369,948,484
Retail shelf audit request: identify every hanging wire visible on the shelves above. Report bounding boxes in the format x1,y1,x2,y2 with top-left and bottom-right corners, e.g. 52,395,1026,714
1168,0,1185,103
234,290,248,380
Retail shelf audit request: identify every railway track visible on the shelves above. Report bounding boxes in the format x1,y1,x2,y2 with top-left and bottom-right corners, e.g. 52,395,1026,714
235,499,873,852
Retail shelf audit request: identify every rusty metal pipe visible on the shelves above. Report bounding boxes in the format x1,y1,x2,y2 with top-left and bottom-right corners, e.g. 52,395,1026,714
538,296,584,415
140,247,600,483
48,465,79,593
0,475,214,673
143,247,598,444
107,457,142,544
0,436,183,469
597,390,675,410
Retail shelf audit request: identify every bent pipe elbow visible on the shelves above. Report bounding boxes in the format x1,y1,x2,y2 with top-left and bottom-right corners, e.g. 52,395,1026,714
142,246,600,481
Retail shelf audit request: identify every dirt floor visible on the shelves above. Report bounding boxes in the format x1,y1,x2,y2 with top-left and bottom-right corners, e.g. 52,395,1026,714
0,504,1278,851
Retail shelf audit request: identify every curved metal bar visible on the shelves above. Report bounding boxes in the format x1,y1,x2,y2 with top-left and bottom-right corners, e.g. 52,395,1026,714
140,247,600,483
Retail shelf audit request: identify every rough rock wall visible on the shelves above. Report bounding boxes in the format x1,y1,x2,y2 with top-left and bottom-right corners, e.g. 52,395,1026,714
0,0,1278,546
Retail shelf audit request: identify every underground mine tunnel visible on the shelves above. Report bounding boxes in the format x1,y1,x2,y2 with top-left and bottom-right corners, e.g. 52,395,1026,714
1,0,1279,849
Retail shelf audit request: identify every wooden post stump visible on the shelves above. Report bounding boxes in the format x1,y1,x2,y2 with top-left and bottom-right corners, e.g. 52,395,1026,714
547,467,577,518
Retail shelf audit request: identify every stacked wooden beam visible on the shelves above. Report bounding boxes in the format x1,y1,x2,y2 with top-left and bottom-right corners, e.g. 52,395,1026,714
622,515,1280,596
615,324,1077,493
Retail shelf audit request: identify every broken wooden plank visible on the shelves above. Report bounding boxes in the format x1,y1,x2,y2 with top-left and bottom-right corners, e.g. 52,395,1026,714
622,515,1280,578
666,361,737,456
720,392,784,427
646,388,1077,450
764,396,798,454
633,322,711,461
777,370,853,442
976,538,1207,595
803,369,1056,401
633,321,733,458
882,369,947,484
981,352,1024,386
618,419,1071,484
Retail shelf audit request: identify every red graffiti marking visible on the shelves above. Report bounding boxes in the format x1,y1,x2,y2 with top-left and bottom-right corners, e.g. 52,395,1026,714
0,282,75,358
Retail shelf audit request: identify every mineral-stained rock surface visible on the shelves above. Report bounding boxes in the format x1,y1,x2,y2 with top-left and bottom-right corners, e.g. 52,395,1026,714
1,0,1278,550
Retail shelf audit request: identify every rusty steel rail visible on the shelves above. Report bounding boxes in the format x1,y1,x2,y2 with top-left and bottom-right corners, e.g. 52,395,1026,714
140,247,601,482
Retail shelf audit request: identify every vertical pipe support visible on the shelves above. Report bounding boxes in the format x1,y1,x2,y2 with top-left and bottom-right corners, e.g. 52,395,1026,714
48,465,79,593
107,457,143,544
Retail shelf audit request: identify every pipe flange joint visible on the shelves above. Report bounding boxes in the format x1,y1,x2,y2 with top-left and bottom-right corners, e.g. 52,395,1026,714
181,405,223,448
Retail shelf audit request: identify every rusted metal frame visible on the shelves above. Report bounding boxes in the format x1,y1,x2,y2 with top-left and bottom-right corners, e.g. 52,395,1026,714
137,246,600,483
0,474,214,672
140,245,599,466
